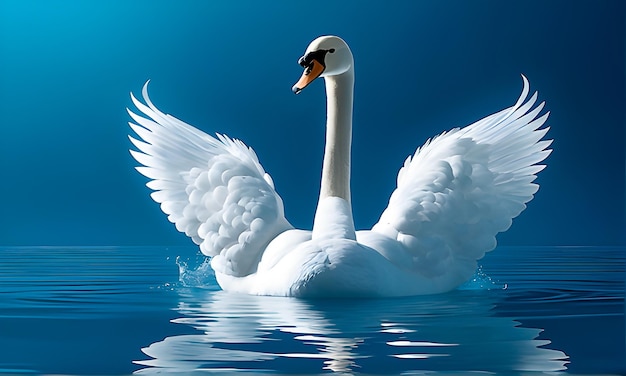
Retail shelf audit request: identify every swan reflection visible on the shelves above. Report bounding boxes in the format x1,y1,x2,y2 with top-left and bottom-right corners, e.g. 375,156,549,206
135,289,568,374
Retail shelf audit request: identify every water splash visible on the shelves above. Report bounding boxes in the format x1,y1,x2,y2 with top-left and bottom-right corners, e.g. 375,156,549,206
176,255,216,288
458,265,508,291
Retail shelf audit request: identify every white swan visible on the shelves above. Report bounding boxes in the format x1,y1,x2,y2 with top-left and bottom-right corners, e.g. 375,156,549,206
128,35,552,297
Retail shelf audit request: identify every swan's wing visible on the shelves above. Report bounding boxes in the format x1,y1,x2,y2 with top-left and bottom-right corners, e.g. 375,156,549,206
128,82,292,277
372,76,551,281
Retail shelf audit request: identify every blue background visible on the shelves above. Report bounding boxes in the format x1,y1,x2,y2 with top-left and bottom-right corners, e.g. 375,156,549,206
0,0,623,246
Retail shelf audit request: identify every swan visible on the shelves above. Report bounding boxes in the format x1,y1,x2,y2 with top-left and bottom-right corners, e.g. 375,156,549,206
128,35,552,297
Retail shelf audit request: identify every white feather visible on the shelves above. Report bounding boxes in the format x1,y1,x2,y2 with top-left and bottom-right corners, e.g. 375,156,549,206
129,82,292,277
128,40,551,298
372,75,551,281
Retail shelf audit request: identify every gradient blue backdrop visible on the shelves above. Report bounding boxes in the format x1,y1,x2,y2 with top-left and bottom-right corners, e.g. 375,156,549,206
0,0,624,246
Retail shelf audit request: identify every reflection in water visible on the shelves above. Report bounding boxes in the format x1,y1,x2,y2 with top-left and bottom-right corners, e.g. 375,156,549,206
134,288,568,374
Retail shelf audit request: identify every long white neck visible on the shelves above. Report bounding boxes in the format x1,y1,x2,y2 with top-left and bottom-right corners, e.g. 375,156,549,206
312,68,356,240
320,70,354,201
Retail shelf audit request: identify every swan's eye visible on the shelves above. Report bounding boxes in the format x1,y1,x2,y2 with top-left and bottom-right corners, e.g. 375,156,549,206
299,55,314,75
298,49,332,70
299,54,314,68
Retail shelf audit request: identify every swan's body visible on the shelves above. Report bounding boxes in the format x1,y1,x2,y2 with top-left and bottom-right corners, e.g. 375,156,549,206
129,36,552,297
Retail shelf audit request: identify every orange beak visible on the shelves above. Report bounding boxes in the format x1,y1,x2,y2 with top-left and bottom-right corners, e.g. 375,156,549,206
292,59,325,94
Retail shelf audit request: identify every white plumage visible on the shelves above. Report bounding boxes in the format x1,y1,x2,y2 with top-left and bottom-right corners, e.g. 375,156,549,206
128,88,292,278
129,36,551,297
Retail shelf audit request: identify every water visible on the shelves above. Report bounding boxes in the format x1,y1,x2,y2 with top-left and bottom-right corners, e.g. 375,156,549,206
0,246,623,375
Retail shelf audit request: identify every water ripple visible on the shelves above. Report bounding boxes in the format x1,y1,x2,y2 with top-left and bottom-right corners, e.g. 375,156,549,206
1,245,623,375
135,289,571,374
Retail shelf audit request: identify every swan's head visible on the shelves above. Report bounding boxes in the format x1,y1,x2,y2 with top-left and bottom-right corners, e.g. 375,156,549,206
292,35,353,94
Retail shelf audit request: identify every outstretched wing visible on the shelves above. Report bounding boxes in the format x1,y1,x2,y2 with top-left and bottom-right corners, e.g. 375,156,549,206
372,75,551,280
128,82,292,277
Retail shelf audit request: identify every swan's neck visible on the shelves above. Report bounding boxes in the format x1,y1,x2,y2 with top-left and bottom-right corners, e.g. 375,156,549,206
321,71,354,201
312,69,356,240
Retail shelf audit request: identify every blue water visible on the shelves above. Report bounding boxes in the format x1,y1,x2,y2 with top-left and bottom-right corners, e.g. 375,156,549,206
0,246,623,375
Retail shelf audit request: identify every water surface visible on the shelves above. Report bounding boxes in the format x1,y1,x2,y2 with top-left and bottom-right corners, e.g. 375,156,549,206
0,246,623,375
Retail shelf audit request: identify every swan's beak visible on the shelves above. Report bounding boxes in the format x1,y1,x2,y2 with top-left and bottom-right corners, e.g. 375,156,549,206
292,59,325,94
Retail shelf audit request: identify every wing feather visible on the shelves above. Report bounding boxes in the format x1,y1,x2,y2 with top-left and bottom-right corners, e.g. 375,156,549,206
373,75,551,281
128,82,292,277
